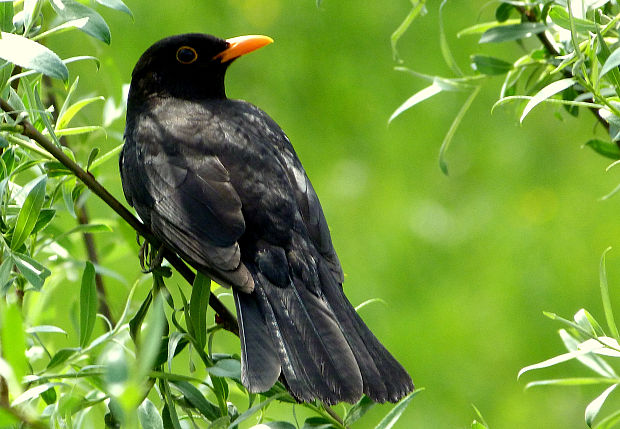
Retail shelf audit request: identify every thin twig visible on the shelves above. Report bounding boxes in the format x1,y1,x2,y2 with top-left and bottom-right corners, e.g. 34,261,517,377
0,98,239,336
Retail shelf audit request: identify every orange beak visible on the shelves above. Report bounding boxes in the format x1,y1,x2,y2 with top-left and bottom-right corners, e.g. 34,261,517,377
214,35,274,63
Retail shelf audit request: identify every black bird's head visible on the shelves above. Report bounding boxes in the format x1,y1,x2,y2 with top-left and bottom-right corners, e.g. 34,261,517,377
128,33,273,103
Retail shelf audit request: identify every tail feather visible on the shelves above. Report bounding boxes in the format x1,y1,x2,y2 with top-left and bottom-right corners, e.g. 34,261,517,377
233,289,281,392
253,272,363,404
318,262,414,402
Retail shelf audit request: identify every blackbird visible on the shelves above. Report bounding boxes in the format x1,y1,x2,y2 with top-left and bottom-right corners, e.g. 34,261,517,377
120,33,414,404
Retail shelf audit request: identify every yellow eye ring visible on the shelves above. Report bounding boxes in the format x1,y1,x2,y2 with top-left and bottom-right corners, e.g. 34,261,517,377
176,46,198,64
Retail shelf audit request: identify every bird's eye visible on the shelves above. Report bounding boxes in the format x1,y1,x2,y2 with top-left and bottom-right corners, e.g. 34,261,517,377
176,46,198,64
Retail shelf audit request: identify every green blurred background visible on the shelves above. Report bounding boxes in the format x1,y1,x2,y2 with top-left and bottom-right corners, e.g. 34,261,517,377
36,0,620,427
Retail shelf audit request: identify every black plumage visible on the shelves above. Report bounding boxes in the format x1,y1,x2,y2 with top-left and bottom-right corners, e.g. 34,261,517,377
120,33,413,404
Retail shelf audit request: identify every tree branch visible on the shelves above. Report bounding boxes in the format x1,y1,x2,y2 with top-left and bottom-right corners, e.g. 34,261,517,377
0,98,239,336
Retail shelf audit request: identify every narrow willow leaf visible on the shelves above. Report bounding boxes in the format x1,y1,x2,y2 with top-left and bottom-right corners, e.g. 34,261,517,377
1,302,28,382
190,272,210,350
439,0,462,76
600,247,620,339
46,347,79,370
11,383,57,406
166,331,187,371
389,83,442,123
0,32,68,81
520,78,576,123
355,298,387,312
228,393,286,428
26,325,67,335
596,27,620,98
31,18,90,42
49,223,112,245
457,19,521,37
12,251,50,290
49,0,111,44
585,139,620,159
88,142,123,170
95,0,133,17
86,148,99,171
595,408,620,429
57,96,104,130
32,208,55,234
44,125,103,137
129,290,152,342
344,395,375,426
439,86,481,175
0,2,13,32
518,349,595,378
138,398,163,429
560,330,616,377
375,390,421,429
471,54,512,75
170,380,219,421
390,0,426,62
586,384,618,427
526,378,620,388
11,175,46,250
549,5,598,33
0,256,13,294
250,423,296,429
79,262,97,348
136,292,165,380
63,177,76,219
600,47,620,78
479,22,548,44
207,359,241,379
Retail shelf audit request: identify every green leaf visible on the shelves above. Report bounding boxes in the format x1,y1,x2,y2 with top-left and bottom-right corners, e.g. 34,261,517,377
63,177,76,218
12,251,50,290
26,325,67,335
457,19,521,38
0,256,13,294
228,393,285,428
439,86,481,175
31,208,55,234
101,343,129,396
129,291,152,342
95,0,133,18
86,147,99,171
479,22,548,44
525,378,620,388
520,78,576,123
549,5,598,33
1,302,28,382
190,272,211,350
169,380,219,421
600,247,620,340
390,0,426,62
344,395,375,426
0,2,13,32
584,139,620,159
471,54,512,75
79,261,97,348
301,417,334,429
49,223,112,245
136,292,165,379
586,384,618,427
49,0,111,44
600,47,620,79
389,82,442,123
495,3,513,22
57,96,104,130
11,175,46,250
375,390,421,429
439,0,462,76
0,32,68,81
207,359,241,380
47,347,79,370
88,142,123,170
45,125,103,137
138,398,164,429
250,423,296,429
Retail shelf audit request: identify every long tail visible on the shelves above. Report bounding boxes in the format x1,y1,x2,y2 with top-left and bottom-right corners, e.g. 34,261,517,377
233,260,413,404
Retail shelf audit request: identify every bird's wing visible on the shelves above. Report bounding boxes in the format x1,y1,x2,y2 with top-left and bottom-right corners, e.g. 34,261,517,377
122,122,253,292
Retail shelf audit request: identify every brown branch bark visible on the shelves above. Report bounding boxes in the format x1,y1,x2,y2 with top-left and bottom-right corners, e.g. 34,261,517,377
0,98,239,336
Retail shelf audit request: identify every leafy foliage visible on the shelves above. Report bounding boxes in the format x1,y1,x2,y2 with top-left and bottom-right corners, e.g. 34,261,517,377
0,1,417,428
